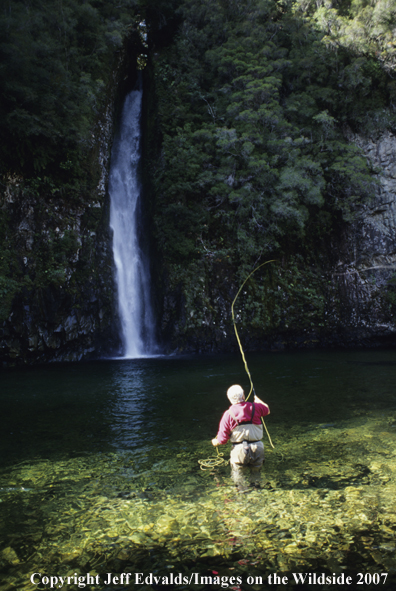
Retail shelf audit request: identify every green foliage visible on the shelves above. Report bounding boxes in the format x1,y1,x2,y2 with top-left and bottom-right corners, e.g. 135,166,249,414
0,198,84,321
0,0,139,176
237,258,327,333
145,0,394,337
293,0,396,73
31,228,81,289
1,0,394,340
151,0,385,263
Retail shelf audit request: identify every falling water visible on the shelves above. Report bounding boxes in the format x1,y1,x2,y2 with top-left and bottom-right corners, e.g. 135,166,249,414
109,80,156,358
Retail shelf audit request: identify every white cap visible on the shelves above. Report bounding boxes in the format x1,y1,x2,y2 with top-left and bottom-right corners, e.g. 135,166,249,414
227,384,245,405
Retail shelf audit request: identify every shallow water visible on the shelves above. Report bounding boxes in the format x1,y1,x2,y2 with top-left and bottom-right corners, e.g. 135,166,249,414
1,349,396,590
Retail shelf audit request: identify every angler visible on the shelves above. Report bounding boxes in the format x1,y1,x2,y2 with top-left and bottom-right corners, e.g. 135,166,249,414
211,384,270,493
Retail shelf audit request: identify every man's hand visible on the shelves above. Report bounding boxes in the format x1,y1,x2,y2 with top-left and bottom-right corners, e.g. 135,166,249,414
212,437,220,446
254,394,270,414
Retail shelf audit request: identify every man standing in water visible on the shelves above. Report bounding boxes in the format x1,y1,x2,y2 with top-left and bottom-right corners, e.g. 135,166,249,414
212,384,270,492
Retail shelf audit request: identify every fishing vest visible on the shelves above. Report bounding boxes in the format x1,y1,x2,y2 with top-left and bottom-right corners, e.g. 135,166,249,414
228,402,263,444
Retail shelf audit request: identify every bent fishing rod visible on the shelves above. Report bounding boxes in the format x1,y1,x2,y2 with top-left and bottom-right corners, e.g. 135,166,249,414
231,259,275,449
198,259,275,470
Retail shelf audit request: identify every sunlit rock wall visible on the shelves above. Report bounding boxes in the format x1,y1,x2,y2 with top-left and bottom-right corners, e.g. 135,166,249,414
155,131,396,354
331,131,396,344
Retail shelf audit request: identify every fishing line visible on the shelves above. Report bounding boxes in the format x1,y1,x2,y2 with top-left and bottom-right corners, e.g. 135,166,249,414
198,260,275,470
231,260,276,449
198,446,227,471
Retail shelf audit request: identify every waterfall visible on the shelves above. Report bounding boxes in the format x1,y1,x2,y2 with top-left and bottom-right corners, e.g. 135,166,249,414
109,80,156,358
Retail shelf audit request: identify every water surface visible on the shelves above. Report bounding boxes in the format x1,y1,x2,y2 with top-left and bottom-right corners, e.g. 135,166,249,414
1,349,396,589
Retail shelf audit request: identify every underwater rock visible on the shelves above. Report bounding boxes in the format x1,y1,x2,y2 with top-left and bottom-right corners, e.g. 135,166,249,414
130,532,150,545
59,549,80,564
1,547,20,565
116,548,131,560
155,515,179,536
1,411,396,583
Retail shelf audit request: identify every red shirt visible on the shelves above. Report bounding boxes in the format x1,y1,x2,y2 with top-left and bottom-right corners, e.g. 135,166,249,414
216,401,269,444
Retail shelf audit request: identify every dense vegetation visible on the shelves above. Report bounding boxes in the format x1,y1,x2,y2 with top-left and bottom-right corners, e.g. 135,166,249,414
1,0,396,352
0,0,144,326
146,0,396,342
0,0,142,176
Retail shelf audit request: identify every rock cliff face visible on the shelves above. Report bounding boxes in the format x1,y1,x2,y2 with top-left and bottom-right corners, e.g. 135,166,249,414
0,117,119,365
330,131,396,345
156,131,396,354
0,56,141,366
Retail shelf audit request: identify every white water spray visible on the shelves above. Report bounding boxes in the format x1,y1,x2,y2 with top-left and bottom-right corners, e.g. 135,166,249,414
109,82,156,358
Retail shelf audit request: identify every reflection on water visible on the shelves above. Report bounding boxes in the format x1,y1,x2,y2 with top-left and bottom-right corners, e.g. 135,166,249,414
1,349,396,589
